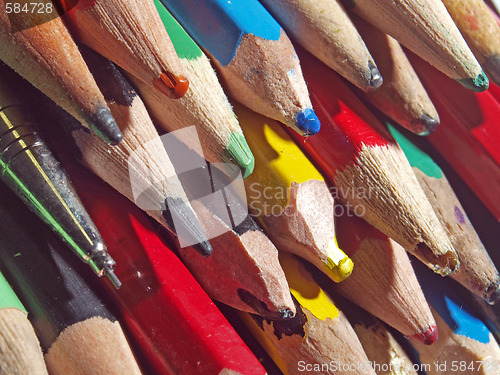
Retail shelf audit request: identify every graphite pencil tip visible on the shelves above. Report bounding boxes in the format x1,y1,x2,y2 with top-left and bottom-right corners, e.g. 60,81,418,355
410,325,439,345
295,108,321,136
88,107,123,145
367,61,384,92
483,54,500,87
278,308,295,320
105,268,122,289
192,240,213,257
226,132,255,178
415,113,440,136
153,72,190,99
457,70,489,92
485,282,500,305
163,198,212,256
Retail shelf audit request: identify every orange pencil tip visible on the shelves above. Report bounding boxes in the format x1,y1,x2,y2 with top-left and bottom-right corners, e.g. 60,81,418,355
153,72,189,99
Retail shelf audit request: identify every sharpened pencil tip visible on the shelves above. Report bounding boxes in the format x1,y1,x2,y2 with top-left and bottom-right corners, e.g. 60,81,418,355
226,132,255,178
367,61,383,92
417,243,459,276
295,108,321,136
485,282,500,305
415,113,440,136
89,107,123,145
483,54,500,87
457,70,489,92
238,288,296,319
278,308,295,320
153,72,189,99
323,239,354,282
192,240,213,257
411,325,438,345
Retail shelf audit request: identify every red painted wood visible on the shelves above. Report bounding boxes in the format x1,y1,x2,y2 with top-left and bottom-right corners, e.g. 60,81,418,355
68,164,267,375
288,48,396,180
409,52,500,221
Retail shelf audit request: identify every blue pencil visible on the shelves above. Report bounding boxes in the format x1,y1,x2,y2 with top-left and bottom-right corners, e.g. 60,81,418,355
160,0,320,136
410,261,500,374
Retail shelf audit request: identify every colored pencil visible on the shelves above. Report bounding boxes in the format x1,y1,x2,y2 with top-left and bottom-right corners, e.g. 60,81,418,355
388,123,500,304
0,0,121,144
352,16,440,136
236,103,353,283
160,0,321,136
441,0,500,86
259,0,382,92
177,202,296,319
408,52,500,222
330,212,437,344
0,186,142,375
0,272,47,375
40,83,293,321
336,296,419,375
39,46,212,256
0,62,119,287
68,162,267,375
162,156,296,319
239,253,377,375
58,0,189,99
410,262,500,374
341,0,489,91
130,1,254,178
289,49,459,276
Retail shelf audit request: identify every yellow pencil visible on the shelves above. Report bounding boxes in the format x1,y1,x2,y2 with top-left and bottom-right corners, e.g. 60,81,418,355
236,104,353,282
239,253,376,375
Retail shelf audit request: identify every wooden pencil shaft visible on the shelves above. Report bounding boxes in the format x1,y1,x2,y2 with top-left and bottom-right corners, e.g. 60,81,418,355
290,48,458,276
0,308,48,375
409,52,500,222
160,0,320,135
58,0,189,99
388,123,500,304
130,0,255,177
441,0,500,86
0,185,115,351
0,272,48,375
0,0,122,144
68,163,267,375
352,17,440,135
241,253,376,375
260,0,382,92
342,0,488,91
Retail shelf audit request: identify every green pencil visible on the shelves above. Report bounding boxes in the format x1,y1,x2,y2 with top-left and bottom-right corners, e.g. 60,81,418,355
0,272,47,374
388,123,500,304
128,0,255,178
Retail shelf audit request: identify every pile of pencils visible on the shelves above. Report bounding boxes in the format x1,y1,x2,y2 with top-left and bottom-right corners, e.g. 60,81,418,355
0,0,499,374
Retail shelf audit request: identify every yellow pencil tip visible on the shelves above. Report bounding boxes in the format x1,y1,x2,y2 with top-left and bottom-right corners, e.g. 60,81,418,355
323,239,354,282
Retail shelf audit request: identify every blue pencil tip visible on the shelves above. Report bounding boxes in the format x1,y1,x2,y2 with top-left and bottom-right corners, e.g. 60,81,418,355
296,108,321,136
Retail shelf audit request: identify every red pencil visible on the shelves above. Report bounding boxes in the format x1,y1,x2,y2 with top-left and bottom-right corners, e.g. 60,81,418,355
408,52,500,222
332,212,437,345
66,163,266,375
290,49,458,276
489,82,500,104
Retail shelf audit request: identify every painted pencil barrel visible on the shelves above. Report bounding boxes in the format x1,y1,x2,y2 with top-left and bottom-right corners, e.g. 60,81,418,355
0,71,118,286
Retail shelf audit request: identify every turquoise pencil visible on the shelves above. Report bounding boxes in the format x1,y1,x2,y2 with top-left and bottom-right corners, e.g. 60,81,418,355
160,0,320,136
